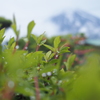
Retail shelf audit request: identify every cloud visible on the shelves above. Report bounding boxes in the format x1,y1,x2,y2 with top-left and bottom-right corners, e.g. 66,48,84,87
0,0,100,41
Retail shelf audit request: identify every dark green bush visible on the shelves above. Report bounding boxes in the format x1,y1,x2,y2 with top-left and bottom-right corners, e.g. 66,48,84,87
0,17,12,29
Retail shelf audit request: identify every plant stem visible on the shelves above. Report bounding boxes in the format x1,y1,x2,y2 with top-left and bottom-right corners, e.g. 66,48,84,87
34,76,40,100
34,44,41,100
36,45,40,51
16,36,19,47
2,84,14,100
23,41,29,50
54,54,59,59
13,36,19,54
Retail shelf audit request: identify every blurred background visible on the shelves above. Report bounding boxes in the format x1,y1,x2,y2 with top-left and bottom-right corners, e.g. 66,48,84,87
0,0,100,41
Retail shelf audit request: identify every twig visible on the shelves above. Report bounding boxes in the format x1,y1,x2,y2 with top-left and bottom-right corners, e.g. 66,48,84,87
34,77,40,100
23,41,29,50
34,45,41,100
13,36,19,54
36,45,40,51
2,84,14,100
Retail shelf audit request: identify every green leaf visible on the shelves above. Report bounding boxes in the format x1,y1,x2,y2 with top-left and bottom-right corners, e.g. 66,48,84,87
13,14,16,24
59,47,70,54
11,16,20,36
31,34,37,43
0,28,5,34
0,28,5,43
8,37,15,48
40,64,57,74
3,50,27,78
59,69,74,80
54,36,61,48
51,76,57,84
43,44,54,51
44,51,53,62
40,39,46,46
27,21,35,39
11,24,19,36
46,51,52,59
10,42,16,49
17,29,20,36
15,81,34,96
64,54,76,70
26,51,44,67
37,33,45,44
49,59,58,64
11,24,16,33
49,53,55,60
31,33,46,45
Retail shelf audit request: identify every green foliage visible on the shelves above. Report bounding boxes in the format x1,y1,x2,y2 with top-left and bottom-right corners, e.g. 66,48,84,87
11,16,20,37
31,33,46,46
43,36,70,56
0,17,12,30
66,54,100,100
0,28,5,44
43,44,54,51
54,36,60,48
7,37,15,49
64,54,76,70
27,21,35,39
0,19,100,100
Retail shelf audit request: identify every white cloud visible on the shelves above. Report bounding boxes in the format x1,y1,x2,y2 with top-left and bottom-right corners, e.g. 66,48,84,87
0,0,100,41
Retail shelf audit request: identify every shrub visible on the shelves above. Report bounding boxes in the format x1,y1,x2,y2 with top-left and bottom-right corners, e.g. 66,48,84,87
0,17,12,30
0,18,100,100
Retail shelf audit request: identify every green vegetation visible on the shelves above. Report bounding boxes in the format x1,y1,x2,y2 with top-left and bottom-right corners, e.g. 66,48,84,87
0,17,12,30
0,18,100,100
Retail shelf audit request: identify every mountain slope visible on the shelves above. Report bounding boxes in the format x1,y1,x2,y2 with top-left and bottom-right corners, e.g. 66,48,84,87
51,10,100,38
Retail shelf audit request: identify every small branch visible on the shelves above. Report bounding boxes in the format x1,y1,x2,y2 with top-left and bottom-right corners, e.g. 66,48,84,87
34,44,41,100
2,84,14,100
23,41,29,50
16,36,19,47
13,36,19,54
2,89,14,100
13,48,16,54
34,77,40,100
54,54,59,59
36,45,40,51
54,54,59,65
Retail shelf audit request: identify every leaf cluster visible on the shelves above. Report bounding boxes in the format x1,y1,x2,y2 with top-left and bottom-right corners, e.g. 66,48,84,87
0,18,100,100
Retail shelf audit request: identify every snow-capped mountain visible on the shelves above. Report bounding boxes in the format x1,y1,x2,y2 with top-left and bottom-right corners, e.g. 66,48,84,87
51,10,100,38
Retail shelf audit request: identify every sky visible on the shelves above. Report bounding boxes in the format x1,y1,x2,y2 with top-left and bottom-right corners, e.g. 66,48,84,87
0,0,100,41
